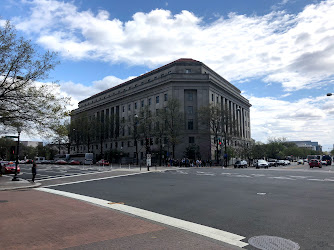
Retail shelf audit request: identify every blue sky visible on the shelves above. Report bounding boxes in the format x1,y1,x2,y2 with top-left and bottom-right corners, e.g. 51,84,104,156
1,0,334,151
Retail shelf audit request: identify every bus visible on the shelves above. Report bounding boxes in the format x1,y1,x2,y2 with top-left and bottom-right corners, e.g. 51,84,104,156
69,153,94,165
322,155,332,166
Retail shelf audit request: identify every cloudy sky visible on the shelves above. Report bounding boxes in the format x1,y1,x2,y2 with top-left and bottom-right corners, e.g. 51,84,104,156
1,0,334,151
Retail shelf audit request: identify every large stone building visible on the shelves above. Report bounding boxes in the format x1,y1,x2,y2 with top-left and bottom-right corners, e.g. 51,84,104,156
70,58,251,163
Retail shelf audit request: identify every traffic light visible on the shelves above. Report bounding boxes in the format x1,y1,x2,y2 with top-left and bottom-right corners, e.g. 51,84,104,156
150,138,153,145
146,138,149,147
218,138,222,145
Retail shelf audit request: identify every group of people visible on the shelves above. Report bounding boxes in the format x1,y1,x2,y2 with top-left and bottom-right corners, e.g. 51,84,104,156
167,158,213,167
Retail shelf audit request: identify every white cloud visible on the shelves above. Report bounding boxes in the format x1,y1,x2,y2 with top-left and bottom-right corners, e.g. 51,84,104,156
59,75,135,109
248,94,334,148
12,0,334,91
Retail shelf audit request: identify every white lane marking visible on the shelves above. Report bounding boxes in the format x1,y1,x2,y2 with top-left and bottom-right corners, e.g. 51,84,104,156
37,187,248,248
38,170,114,182
196,171,216,176
197,173,216,176
288,176,311,179
257,193,266,195
250,174,266,177
306,178,334,182
233,175,252,178
221,173,232,175
41,172,149,187
176,171,189,175
268,176,295,180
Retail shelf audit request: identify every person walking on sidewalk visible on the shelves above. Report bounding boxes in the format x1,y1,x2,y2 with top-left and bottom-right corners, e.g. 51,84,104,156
32,162,37,182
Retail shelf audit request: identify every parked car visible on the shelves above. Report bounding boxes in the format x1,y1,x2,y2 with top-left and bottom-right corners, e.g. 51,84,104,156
55,159,68,165
97,159,110,166
69,160,81,165
268,159,277,167
1,162,20,174
284,160,290,165
256,160,269,169
309,159,322,168
234,160,247,168
297,159,304,165
277,160,286,166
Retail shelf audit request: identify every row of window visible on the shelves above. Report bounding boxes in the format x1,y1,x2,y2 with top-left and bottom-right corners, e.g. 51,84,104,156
122,94,168,112
72,136,196,152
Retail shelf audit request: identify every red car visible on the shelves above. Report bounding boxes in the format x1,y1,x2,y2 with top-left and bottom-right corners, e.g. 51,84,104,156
97,159,110,166
1,162,21,174
69,160,81,165
55,159,68,165
309,159,322,168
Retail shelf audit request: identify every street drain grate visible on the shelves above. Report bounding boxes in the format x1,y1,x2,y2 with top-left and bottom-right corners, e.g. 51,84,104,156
0,200,8,203
248,236,300,250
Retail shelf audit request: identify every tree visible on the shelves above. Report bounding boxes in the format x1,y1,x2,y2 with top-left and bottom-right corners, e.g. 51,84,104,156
184,144,201,160
0,20,69,133
198,104,223,163
198,103,238,164
50,119,70,154
154,110,167,165
137,106,154,155
159,98,183,159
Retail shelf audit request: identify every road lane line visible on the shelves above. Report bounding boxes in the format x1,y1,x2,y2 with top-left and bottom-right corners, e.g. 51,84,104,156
41,172,150,187
37,170,115,182
268,177,295,180
36,187,248,248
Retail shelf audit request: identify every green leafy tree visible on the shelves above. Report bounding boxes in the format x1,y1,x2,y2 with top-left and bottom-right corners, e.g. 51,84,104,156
0,20,69,133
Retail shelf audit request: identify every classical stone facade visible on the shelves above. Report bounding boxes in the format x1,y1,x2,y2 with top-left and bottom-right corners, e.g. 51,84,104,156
70,58,251,163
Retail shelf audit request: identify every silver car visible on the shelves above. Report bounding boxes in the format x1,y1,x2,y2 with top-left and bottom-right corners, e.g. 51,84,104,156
256,160,269,169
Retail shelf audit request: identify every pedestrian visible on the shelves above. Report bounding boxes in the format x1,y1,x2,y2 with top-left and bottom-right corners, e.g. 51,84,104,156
31,162,37,182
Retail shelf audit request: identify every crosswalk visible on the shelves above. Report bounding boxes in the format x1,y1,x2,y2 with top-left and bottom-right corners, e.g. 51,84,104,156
169,169,334,183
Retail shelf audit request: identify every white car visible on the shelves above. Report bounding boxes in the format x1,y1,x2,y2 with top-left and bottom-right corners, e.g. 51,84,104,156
284,160,290,165
256,160,269,169
321,160,327,166
277,160,286,166
297,159,304,164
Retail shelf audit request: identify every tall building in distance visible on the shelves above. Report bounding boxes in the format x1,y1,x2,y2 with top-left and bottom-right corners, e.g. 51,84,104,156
71,58,251,163
288,140,322,152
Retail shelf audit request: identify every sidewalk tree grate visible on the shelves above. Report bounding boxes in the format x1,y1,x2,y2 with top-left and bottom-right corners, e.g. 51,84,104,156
248,235,300,250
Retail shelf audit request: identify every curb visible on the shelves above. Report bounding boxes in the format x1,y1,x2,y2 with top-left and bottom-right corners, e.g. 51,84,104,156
0,183,42,191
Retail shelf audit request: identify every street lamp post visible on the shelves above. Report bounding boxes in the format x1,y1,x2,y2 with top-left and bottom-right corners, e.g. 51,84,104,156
12,127,21,181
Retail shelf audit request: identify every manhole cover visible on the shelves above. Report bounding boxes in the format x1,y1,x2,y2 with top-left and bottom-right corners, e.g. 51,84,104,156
248,235,300,250
0,200,8,203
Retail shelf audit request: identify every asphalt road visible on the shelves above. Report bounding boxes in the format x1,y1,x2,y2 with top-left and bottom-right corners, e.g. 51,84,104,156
45,164,334,250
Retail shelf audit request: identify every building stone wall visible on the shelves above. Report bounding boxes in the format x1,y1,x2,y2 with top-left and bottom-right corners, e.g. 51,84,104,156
71,59,252,163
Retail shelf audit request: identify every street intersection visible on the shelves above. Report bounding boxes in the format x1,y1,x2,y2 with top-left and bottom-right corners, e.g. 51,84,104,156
12,163,334,249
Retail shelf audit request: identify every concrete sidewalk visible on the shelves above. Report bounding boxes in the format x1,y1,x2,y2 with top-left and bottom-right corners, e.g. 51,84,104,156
1,188,243,249
0,175,41,191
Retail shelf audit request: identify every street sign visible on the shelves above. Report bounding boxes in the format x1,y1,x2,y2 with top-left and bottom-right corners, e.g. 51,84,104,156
5,135,18,139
